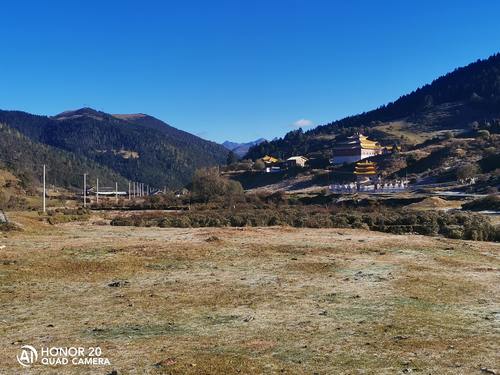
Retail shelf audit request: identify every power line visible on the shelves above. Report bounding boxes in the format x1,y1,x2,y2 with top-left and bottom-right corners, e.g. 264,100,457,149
83,173,87,208
42,164,46,213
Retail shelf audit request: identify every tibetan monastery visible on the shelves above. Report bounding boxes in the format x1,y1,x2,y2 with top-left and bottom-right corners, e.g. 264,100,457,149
332,133,382,164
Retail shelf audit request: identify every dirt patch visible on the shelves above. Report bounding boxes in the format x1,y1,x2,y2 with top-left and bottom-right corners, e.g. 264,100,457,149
406,196,455,210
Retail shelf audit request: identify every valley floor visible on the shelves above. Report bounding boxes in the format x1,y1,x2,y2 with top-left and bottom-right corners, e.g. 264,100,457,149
0,213,499,374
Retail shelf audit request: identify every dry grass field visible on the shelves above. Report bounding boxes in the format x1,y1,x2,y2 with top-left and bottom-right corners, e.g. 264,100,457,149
0,212,499,374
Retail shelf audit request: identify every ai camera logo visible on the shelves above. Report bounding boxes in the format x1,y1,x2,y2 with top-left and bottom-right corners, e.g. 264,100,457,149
17,345,38,367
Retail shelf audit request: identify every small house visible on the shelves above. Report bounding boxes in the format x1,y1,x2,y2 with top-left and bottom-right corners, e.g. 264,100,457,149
286,156,308,168
175,188,189,197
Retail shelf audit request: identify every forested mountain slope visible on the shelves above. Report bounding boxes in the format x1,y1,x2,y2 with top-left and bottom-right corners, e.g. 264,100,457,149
247,53,500,160
0,123,127,190
0,108,228,189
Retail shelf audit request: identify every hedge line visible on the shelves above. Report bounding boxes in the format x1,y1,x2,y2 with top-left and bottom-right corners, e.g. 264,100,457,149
110,208,499,242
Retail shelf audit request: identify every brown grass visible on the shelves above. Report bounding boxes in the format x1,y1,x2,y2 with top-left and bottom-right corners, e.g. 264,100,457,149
0,214,498,374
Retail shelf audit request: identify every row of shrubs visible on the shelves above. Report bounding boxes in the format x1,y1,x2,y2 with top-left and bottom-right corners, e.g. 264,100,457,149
462,195,500,211
110,208,500,242
42,208,90,216
42,208,91,225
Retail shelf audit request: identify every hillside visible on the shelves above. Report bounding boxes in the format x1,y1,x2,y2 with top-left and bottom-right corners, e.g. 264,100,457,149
247,53,500,160
0,123,128,191
112,112,199,141
0,108,228,189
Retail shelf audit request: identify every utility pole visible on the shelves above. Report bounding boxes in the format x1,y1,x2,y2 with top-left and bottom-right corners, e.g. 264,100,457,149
43,164,46,213
96,177,99,204
83,173,87,208
128,181,131,200
115,182,118,203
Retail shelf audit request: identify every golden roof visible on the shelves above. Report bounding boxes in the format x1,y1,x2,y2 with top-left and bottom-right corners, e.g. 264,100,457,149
354,170,377,175
354,160,377,175
334,133,382,150
355,166,376,170
262,155,279,163
359,141,380,149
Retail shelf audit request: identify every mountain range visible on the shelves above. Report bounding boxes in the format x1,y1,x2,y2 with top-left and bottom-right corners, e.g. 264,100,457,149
222,138,267,157
0,108,228,189
1,53,499,193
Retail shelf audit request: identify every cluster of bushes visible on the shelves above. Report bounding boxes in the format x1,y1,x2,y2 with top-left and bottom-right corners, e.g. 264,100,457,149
90,198,189,211
0,191,28,210
367,210,498,241
462,195,500,211
190,168,244,204
110,208,499,242
88,168,245,210
0,222,19,232
43,208,90,225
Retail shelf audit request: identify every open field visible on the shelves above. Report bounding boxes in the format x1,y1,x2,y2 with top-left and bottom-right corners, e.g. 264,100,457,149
0,212,499,374
373,121,438,145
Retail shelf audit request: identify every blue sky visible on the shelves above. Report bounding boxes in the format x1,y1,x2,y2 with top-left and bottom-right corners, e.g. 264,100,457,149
1,1,499,143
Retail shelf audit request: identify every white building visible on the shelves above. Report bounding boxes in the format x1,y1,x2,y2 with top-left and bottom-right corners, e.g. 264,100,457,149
332,133,382,165
286,156,308,168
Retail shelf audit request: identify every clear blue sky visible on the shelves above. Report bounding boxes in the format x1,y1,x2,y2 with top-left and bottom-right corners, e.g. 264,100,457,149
1,1,499,143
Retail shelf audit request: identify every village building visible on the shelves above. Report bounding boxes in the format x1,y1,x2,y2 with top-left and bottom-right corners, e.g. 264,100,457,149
262,155,279,166
265,166,282,173
88,186,127,196
332,133,382,164
285,156,308,168
174,188,189,197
